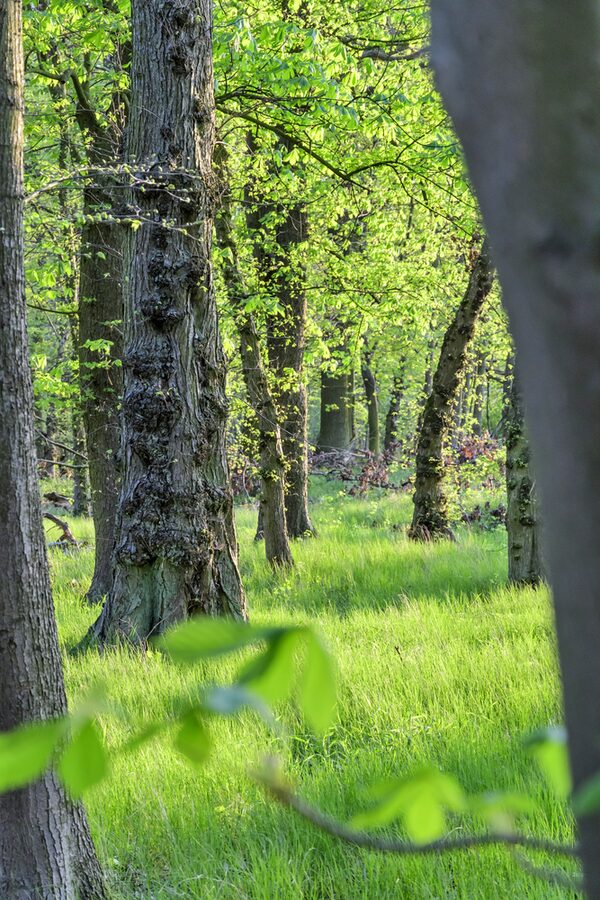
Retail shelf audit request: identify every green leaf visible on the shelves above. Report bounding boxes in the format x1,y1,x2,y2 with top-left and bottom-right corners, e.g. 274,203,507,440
524,726,571,799
298,630,336,734
352,768,466,843
573,772,600,817
174,711,210,765
238,629,299,705
0,718,66,793
159,617,281,664
469,791,536,832
203,685,273,721
58,721,109,798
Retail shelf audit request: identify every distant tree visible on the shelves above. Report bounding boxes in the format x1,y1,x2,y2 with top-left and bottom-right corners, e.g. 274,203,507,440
89,0,246,644
409,242,494,540
245,138,315,539
215,153,293,569
361,350,380,456
0,1,104,893
505,363,543,586
432,0,600,891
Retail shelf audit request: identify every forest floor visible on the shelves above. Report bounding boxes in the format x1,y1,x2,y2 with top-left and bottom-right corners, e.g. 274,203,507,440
46,482,578,899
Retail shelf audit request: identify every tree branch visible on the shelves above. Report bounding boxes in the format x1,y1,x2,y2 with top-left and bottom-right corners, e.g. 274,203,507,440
257,774,578,859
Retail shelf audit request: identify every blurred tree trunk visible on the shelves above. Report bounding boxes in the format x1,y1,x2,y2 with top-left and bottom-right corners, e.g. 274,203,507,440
88,0,246,645
0,2,104,893
409,243,494,540
505,366,543,585
432,2,600,890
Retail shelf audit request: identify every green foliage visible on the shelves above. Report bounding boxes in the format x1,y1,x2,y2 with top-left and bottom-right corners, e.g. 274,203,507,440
0,719,66,793
525,726,572,801
352,767,466,842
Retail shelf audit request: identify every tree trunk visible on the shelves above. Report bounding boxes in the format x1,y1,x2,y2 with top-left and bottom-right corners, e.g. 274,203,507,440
60,54,127,602
265,203,315,538
431,3,600,891
317,368,355,451
384,368,405,455
0,3,104,894
71,406,89,516
472,352,487,436
409,243,494,540
88,0,246,645
78,195,123,601
505,366,543,586
245,135,315,539
361,356,380,456
215,155,293,569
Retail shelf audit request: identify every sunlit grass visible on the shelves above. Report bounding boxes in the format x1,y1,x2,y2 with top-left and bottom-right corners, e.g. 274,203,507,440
48,483,577,898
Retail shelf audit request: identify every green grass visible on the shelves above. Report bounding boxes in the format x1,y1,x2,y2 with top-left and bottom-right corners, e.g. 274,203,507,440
47,484,579,898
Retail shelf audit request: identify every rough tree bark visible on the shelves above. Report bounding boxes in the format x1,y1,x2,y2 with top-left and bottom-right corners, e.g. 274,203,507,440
409,243,494,540
505,365,543,586
0,2,105,894
431,1,600,892
88,0,246,644
317,367,355,451
215,158,293,569
361,353,380,456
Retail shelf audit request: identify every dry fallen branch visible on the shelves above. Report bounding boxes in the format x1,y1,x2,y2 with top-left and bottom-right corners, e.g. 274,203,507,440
43,512,79,547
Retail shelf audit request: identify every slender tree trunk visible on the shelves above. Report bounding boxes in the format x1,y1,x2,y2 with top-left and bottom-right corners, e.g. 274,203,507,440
317,368,355,451
409,243,494,540
54,54,128,602
43,404,57,478
88,0,246,645
78,194,123,600
505,366,543,586
71,407,89,516
361,355,380,456
265,202,315,538
245,137,315,539
472,352,487,436
384,367,405,455
0,3,104,894
432,3,600,891
215,156,293,569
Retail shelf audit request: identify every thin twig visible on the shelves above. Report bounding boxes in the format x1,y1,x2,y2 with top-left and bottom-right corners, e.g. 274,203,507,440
258,776,578,859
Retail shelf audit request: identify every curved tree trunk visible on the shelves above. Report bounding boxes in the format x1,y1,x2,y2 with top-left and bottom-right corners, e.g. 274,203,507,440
409,242,494,540
215,156,293,569
361,355,380,456
431,3,600,890
0,4,104,893
88,0,246,645
317,368,355,451
505,365,543,586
